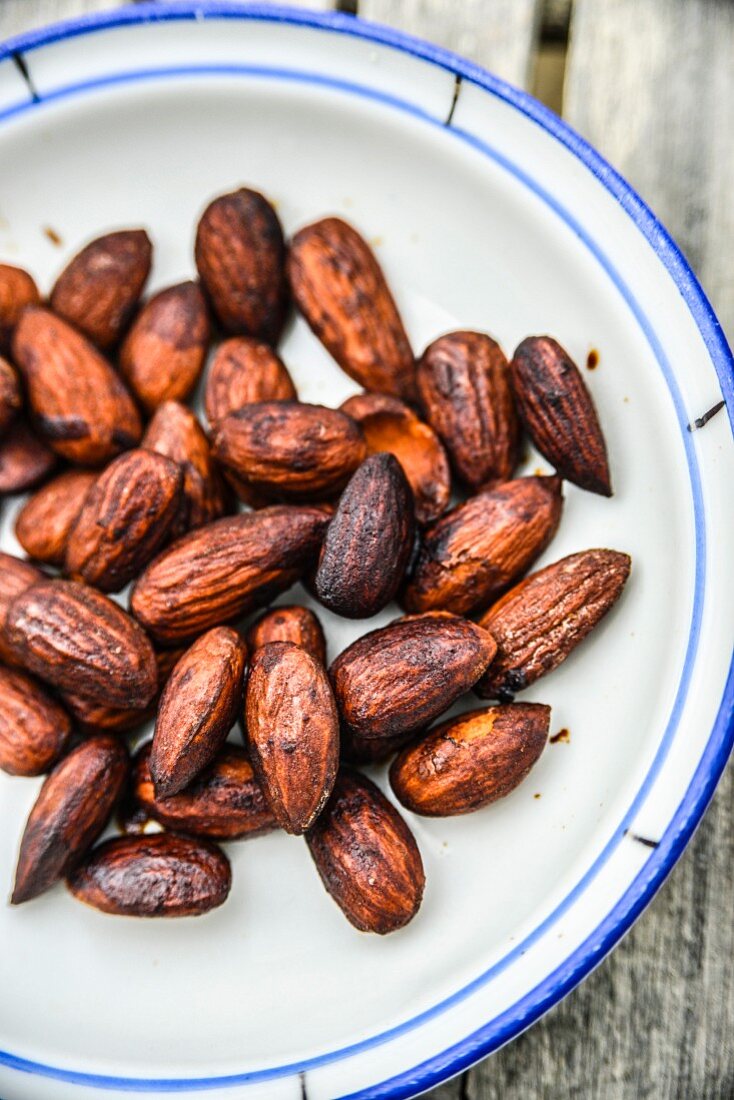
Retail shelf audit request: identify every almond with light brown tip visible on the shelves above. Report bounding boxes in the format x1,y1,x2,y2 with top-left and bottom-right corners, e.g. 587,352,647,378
0,263,40,354
15,470,96,566
0,667,72,777
204,336,297,426
246,604,326,663
0,418,57,493
0,356,21,436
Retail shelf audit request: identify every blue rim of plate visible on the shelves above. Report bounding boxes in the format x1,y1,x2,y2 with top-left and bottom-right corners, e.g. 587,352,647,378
0,4,732,1097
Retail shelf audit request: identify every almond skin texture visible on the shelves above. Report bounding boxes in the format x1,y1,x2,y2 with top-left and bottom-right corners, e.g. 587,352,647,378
15,470,96,566
0,356,22,436
150,627,247,799
315,453,415,619
0,418,57,492
195,188,287,343
131,506,329,644
417,331,520,488
4,579,157,708
0,263,40,354
246,641,339,834
246,605,326,664
0,667,72,776
511,336,612,496
61,647,184,736
211,401,366,502
12,735,128,904
204,336,297,426
12,307,142,466
390,703,550,816
67,832,231,917
476,549,631,699
0,553,45,666
50,229,152,350
403,476,563,616
65,448,183,592
306,768,424,934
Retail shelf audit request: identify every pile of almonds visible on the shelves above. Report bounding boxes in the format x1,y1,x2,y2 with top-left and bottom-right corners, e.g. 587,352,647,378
0,188,630,932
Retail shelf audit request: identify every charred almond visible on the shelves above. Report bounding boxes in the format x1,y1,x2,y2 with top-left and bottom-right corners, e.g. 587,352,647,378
12,308,142,466
417,331,520,488
476,549,631,699
12,735,128,904
0,418,57,493
315,453,415,619
204,336,297,426
0,667,72,777
50,229,152,350
0,356,21,436
61,647,184,736
150,627,247,798
67,833,231,917
0,553,45,666
119,281,210,412
289,218,415,400
131,506,329,644
15,470,96,566
390,704,550,816
246,604,326,664
0,263,40,354
403,476,563,616
246,641,339,834
65,448,183,592
306,768,424,934
4,579,157,708
195,188,288,343
511,336,612,496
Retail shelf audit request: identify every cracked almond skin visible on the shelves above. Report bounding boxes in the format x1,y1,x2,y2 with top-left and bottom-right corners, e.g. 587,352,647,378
150,627,247,798
417,330,520,488
119,281,210,412
195,188,288,343
50,229,152,350
289,217,416,400
246,604,326,663
0,356,22,436
390,703,550,816
4,579,157,708
403,476,563,616
61,647,184,736
65,448,183,592
0,263,40,354
246,641,339,834
0,667,72,777
476,549,631,699
0,553,45,666
315,453,415,619
12,308,142,466
511,336,612,496
12,735,128,904
67,832,231,917
15,470,96,566
0,417,57,493
204,336,297,426
211,401,366,501
131,506,329,644
306,768,424,934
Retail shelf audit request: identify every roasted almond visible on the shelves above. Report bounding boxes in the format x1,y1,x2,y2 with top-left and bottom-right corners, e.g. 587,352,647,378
0,356,22,436
476,549,631,699
0,667,72,777
15,469,96,566
195,187,287,343
61,647,184,736
289,218,415,400
390,703,550,816
306,768,424,934
0,553,45,666
246,604,326,664
0,262,40,354
119,281,210,412
50,229,152,350
403,476,563,616
0,417,57,493
511,336,612,496
65,448,183,592
204,336,297,426
315,453,415,618
67,833,231,917
150,627,247,798
12,735,128,904
12,307,142,466
417,330,520,488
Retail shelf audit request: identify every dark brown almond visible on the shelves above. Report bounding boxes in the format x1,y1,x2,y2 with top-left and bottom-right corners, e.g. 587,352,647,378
390,703,550,815
204,336,297,426
246,604,326,664
12,735,128,903
0,667,72,776
67,832,231,917
0,417,57,493
65,448,183,592
315,453,415,618
119,281,210,412
150,627,247,798
50,229,152,349
131,506,329,644
4,579,157,707
306,768,424,934
61,647,184,736
511,336,612,495
195,188,287,343
15,469,96,566
289,218,415,400
0,553,45,666
12,307,142,466
403,476,563,616
0,356,22,436
417,330,520,488
476,549,631,699
0,263,40,354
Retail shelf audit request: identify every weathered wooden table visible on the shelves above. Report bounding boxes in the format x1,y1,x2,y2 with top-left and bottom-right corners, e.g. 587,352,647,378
1,1,731,1096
